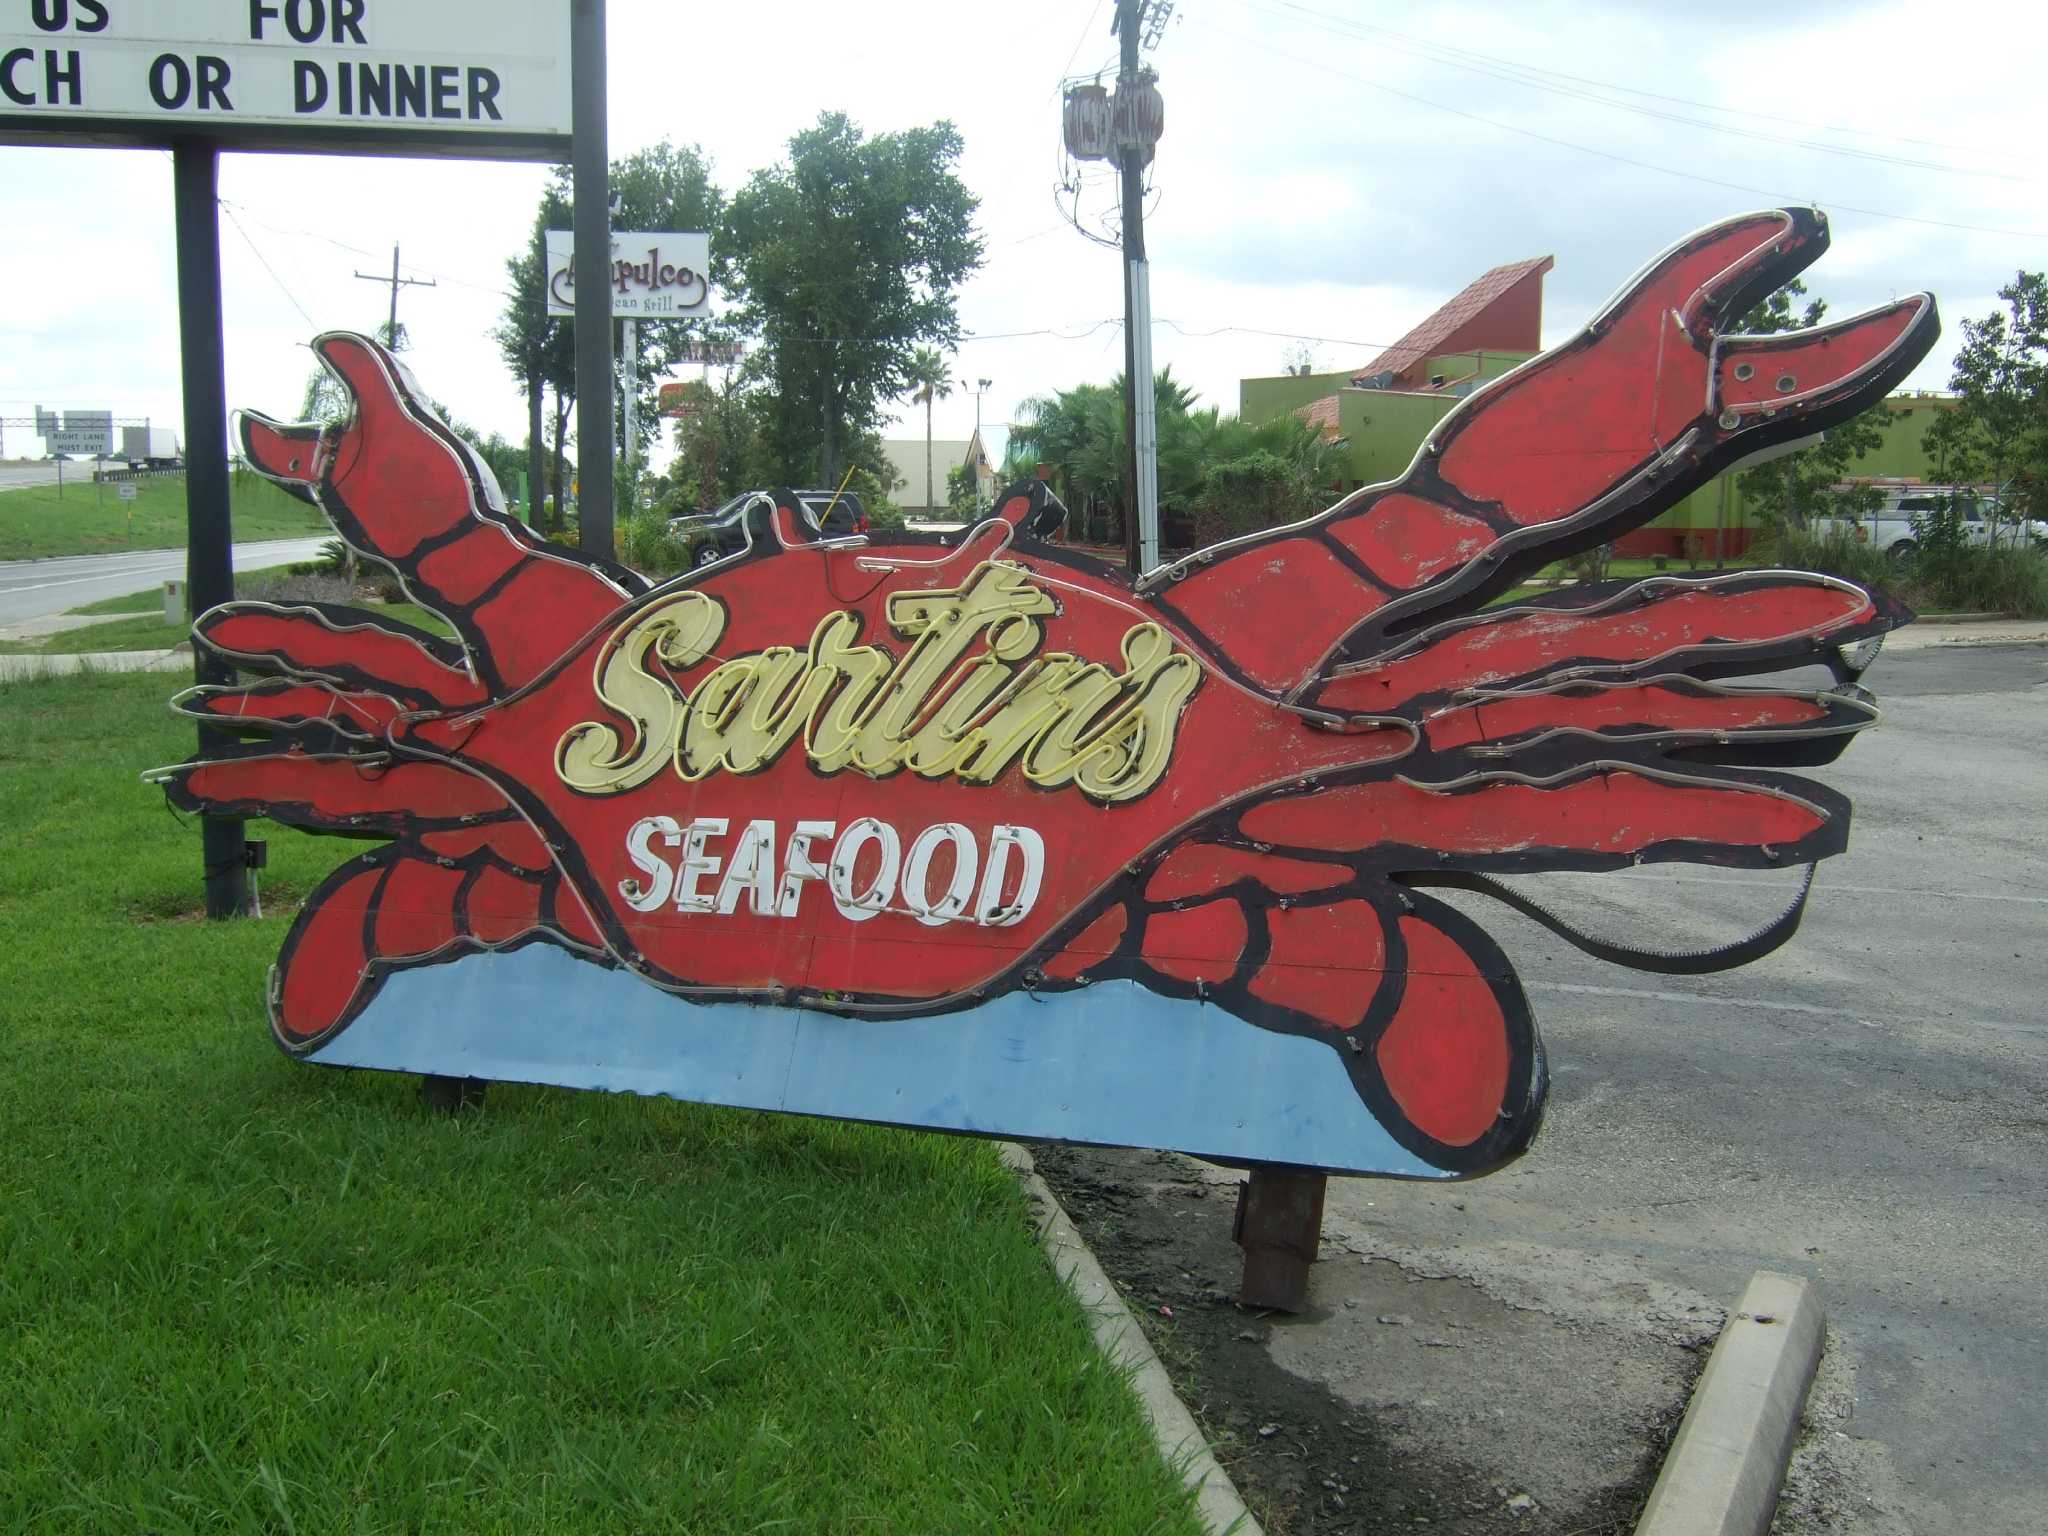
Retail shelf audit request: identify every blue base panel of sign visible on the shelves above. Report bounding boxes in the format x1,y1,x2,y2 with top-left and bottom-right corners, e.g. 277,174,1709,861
306,946,1448,1179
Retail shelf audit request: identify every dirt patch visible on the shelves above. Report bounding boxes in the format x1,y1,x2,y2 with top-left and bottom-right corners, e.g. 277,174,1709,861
1034,1144,1702,1534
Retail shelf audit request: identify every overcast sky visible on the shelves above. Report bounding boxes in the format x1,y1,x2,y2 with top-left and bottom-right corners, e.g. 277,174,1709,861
3,0,2042,468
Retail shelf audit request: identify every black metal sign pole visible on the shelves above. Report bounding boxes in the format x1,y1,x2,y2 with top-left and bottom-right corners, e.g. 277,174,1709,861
172,141,249,920
571,0,613,558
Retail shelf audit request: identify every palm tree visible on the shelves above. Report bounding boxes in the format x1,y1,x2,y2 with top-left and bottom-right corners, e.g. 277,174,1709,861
905,348,953,513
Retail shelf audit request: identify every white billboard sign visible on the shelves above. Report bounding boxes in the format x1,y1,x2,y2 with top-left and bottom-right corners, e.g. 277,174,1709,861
546,231,711,319
43,407,112,455
0,1,571,158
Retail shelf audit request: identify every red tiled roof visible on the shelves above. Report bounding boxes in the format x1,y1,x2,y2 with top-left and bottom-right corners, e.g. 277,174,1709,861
1294,395,1343,441
1354,255,1554,386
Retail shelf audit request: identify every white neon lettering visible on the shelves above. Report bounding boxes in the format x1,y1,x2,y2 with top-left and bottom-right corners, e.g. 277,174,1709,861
902,823,978,928
778,820,835,918
828,818,901,923
621,815,680,913
974,825,1045,927
672,817,728,913
622,814,1045,927
714,819,779,916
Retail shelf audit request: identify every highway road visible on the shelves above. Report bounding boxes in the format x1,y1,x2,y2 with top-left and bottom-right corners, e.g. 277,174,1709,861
0,463,68,492
0,538,335,623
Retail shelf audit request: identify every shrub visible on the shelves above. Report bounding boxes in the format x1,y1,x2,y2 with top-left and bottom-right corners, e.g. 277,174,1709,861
618,510,692,577
1562,542,1615,583
236,570,359,607
1753,525,1896,588
1911,543,2048,616
1755,524,2048,617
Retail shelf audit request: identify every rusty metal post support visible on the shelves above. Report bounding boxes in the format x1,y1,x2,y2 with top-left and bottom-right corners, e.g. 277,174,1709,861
1233,1166,1327,1312
418,1075,489,1115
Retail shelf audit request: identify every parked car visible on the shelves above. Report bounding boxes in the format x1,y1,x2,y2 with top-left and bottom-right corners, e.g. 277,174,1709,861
1806,485,2046,563
669,488,868,568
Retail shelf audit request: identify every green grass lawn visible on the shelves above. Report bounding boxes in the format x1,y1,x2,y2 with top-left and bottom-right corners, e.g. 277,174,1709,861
0,471,328,559
3,583,457,657
64,562,312,617
0,672,1201,1535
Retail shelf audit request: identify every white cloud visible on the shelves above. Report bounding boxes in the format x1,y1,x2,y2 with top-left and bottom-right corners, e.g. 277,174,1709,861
3,0,2040,466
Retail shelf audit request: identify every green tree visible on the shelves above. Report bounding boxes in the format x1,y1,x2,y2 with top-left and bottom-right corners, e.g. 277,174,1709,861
905,347,953,513
494,185,576,531
658,375,777,513
723,113,983,486
1008,380,1125,540
1932,271,2048,530
1011,370,1342,547
944,462,978,515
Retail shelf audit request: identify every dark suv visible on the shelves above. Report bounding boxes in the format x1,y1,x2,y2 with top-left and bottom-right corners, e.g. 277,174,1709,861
669,488,869,568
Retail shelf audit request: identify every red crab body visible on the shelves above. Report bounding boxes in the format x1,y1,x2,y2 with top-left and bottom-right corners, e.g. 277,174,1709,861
158,208,1937,1177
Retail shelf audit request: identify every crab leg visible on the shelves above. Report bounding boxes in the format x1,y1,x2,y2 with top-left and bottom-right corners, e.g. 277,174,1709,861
1037,852,1542,1173
268,838,578,1050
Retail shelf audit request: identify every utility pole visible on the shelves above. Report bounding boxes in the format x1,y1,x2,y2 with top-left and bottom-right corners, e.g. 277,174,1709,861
1111,0,1163,575
572,0,614,558
353,244,436,347
173,144,250,919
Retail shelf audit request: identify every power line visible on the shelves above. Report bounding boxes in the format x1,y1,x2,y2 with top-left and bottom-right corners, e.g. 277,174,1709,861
1241,0,2035,184
220,203,316,329
1243,0,2025,166
1057,0,1110,90
1207,22,2048,241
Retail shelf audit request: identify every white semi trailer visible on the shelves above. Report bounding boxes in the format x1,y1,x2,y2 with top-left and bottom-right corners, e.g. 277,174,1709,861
121,426,183,471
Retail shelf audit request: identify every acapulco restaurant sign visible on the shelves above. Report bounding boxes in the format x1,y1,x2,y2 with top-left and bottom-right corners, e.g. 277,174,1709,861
546,230,710,318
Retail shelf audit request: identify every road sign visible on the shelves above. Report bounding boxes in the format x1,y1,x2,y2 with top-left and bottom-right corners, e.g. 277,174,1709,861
43,409,112,455
546,231,710,318
118,481,138,500
0,1,571,158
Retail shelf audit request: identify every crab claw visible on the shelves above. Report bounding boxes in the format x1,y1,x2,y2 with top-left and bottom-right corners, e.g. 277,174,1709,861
1710,292,1937,460
225,331,643,696
236,410,329,505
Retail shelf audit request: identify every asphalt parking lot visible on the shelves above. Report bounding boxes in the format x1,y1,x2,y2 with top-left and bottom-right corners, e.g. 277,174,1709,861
1041,638,2047,1533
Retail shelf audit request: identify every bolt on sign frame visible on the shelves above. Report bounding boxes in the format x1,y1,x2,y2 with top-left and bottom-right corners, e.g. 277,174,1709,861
0,0,611,916
146,208,1937,1180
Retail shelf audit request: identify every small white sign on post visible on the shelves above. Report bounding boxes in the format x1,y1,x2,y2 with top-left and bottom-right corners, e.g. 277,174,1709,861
546,231,710,319
118,481,139,501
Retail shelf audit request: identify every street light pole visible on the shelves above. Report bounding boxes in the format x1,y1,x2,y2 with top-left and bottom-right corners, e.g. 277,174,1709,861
961,376,993,508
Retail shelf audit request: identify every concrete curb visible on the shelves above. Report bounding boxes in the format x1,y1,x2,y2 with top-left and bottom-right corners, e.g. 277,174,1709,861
1635,1270,1825,1536
0,647,190,680
998,1143,1264,1536
0,647,189,681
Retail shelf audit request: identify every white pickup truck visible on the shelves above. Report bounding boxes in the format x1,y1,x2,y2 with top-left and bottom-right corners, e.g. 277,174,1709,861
1806,485,2046,562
